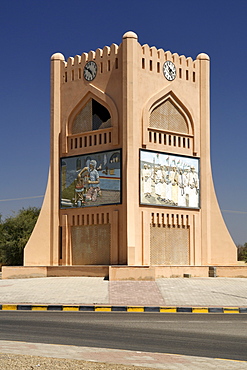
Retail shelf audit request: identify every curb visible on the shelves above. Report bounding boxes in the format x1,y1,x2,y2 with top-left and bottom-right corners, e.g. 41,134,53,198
0,305,247,313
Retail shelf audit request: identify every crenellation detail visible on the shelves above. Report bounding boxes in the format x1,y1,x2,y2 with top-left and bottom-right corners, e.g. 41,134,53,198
150,46,157,57
140,45,197,82
164,51,172,61
179,55,186,65
62,43,120,83
63,40,199,85
87,50,95,60
157,49,163,59
172,53,179,64
186,57,193,67
74,55,81,65
81,52,88,64
102,45,110,57
67,57,74,67
110,43,118,54
142,44,150,55
95,48,103,58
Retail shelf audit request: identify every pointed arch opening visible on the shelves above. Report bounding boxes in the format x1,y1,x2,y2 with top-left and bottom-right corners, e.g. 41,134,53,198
143,91,195,154
149,98,189,134
71,99,112,135
65,89,118,154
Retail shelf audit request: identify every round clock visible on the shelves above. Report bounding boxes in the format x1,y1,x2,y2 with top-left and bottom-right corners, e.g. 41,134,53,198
83,61,97,81
163,61,176,81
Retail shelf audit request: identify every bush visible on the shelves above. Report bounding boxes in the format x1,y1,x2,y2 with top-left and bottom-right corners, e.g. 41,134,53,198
237,243,247,263
0,207,40,267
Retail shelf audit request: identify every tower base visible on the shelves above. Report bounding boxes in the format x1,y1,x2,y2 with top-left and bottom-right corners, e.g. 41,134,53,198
2,264,246,280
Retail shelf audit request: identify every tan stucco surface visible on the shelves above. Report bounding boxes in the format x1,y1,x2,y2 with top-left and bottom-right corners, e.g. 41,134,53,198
23,31,237,273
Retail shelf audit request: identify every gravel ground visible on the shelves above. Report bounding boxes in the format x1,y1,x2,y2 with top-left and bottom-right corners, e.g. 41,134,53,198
0,353,156,370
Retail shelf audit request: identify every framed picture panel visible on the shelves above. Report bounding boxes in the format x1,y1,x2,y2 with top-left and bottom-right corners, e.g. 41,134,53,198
60,149,121,208
140,149,200,209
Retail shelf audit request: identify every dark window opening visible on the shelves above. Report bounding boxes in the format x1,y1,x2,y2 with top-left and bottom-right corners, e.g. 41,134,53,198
92,99,111,130
72,99,111,134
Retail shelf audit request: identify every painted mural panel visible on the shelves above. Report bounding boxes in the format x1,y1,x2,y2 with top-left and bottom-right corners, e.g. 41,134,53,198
140,150,200,209
61,150,121,208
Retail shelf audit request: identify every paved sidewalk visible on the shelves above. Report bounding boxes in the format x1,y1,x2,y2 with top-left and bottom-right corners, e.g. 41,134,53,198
0,341,247,370
0,340,246,370
0,276,247,307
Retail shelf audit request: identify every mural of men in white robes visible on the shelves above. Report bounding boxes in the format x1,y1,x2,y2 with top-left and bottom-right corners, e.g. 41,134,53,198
187,166,199,207
142,164,152,198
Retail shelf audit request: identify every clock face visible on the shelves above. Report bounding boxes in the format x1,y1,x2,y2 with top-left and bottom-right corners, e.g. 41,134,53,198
163,61,176,81
83,61,97,81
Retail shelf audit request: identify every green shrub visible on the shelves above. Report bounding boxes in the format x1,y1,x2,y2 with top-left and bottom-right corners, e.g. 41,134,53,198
237,243,247,263
0,207,40,267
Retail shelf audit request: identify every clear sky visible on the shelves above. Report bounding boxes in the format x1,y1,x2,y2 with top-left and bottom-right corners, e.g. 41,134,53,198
1,0,247,245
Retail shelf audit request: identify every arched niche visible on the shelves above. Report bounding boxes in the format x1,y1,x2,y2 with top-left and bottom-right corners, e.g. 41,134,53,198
64,89,119,153
142,90,194,152
149,98,189,134
71,99,112,135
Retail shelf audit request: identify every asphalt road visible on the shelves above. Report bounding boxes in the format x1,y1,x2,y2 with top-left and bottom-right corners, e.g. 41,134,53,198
0,312,246,361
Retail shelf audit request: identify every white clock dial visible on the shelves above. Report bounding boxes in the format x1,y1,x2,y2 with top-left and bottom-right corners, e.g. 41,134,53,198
163,61,176,81
83,61,97,81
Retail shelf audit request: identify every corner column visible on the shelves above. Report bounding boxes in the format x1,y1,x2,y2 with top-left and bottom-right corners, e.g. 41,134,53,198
197,53,211,265
122,31,139,265
50,53,64,265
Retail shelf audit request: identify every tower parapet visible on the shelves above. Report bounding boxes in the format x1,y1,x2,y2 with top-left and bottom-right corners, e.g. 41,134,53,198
60,43,120,84
141,44,198,83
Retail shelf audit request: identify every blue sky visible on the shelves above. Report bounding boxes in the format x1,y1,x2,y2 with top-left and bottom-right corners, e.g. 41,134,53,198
1,0,247,245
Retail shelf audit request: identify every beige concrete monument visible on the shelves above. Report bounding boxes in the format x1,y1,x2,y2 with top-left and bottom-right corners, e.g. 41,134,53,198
3,31,240,279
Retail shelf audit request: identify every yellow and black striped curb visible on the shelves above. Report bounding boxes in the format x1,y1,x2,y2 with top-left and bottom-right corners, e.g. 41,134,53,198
0,305,247,313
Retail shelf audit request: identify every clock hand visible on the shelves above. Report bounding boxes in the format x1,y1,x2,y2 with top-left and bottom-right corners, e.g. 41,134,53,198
168,66,173,74
85,66,93,75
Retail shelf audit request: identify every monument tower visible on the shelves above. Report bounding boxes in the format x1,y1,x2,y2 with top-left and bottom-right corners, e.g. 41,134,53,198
22,31,237,279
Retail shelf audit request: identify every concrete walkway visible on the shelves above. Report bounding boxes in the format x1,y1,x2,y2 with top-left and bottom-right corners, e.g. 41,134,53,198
0,340,246,369
0,276,247,307
0,276,247,369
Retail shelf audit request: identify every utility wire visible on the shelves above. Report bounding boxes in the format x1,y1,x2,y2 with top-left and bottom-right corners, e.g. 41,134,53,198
221,210,247,214
0,196,44,202
0,196,246,214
